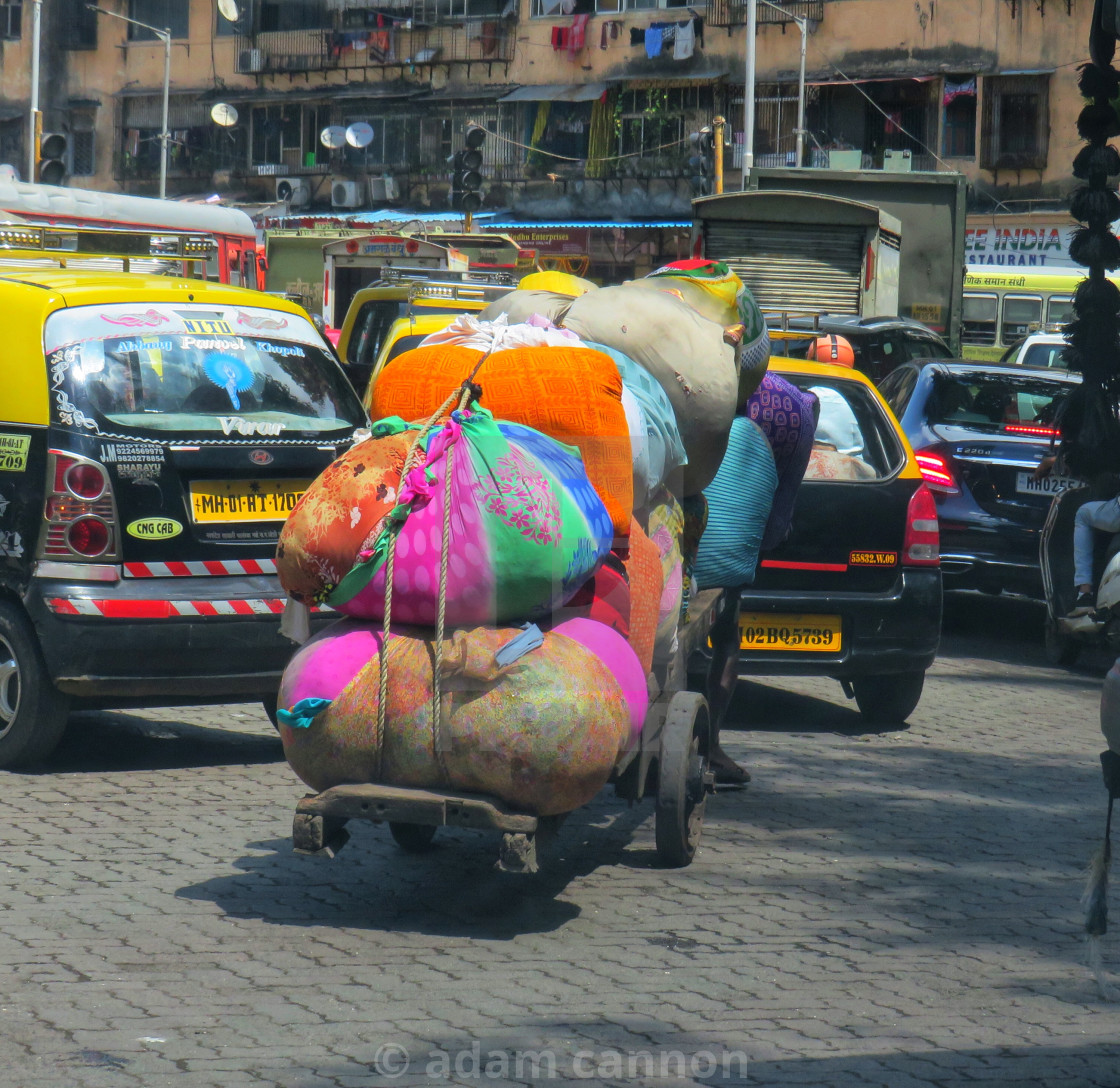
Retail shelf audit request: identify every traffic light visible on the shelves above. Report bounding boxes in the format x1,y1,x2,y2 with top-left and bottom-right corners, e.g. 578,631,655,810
687,127,713,197
38,132,68,186
450,124,486,214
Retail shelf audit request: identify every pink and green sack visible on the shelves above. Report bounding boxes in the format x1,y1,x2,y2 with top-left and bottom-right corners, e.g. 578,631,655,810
326,406,614,627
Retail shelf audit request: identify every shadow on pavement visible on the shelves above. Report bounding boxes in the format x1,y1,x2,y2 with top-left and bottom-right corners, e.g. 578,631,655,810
177,799,665,939
28,707,284,774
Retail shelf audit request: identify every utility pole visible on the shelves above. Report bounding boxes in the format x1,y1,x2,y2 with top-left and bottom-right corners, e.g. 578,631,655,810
87,5,171,199
712,115,726,194
27,0,42,181
741,0,757,188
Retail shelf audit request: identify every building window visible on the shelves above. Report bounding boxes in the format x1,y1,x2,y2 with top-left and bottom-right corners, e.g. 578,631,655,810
62,0,98,48
616,86,712,167
981,74,1049,171
941,76,976,158
258,0,329,31
0,0,21,39
127,0,188,39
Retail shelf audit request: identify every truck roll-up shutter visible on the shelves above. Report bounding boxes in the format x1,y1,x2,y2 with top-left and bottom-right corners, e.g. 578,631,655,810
703,221,865,314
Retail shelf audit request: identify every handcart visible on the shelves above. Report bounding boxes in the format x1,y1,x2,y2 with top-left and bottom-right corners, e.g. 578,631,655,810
290,588,723,873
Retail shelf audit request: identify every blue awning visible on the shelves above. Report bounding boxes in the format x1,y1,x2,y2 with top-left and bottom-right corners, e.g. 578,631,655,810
486,220,690,229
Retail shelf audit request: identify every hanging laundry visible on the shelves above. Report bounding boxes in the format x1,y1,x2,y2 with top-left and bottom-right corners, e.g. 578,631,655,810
884,110,903,135
480,20,499,56
568,12,590,57
645,25,663,58
600,18,619,49
673,18,695,60
630,26,644,46
943,77,977,105
552,25,570,50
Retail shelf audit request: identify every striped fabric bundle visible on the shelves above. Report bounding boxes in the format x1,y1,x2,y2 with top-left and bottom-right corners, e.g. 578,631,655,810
693,417,779,590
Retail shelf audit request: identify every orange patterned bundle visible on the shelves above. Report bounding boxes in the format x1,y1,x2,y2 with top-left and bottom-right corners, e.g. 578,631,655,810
276,429,412,604
369,343,633,537
622,519,662,675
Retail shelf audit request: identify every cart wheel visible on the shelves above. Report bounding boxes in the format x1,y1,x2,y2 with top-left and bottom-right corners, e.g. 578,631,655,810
655,691,711,868
389,821,437,853
1044,618,1080,667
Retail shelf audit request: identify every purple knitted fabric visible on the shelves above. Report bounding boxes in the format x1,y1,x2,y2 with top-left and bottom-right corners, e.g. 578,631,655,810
744,372,818,551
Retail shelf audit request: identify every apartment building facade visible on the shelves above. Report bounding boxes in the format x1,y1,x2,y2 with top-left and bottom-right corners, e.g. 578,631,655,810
0,0,1092,217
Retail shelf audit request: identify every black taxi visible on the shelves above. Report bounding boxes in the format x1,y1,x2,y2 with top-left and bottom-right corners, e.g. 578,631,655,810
734,356,943,723
0,225,367,767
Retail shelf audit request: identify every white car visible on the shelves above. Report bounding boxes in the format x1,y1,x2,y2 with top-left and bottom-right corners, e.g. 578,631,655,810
1000,332,1068,369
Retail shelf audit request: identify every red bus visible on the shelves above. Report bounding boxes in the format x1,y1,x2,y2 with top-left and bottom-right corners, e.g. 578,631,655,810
0,178,266,289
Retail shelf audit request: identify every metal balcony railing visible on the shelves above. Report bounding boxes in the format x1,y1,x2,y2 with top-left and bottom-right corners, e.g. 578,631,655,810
706,0,824,29
235,10,514,74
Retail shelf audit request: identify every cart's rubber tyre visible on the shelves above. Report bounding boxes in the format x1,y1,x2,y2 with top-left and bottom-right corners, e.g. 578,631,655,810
1044,618,1081,667
389,821,437,852
655,691,710,868
0,601,70,769
851,670,925,725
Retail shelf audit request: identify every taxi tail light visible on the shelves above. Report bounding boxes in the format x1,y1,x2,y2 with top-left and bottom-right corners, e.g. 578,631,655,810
41,451,120,560
903,484,940,567
914,450,959,494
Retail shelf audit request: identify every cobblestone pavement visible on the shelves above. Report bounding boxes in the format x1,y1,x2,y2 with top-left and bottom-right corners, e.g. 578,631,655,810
3,592,1119,1088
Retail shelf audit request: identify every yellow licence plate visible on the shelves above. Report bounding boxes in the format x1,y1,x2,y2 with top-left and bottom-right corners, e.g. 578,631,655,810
740,613,842,653
189,479,308,523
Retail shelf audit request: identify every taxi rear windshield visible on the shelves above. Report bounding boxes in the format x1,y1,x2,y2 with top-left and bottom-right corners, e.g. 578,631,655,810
777,372,906,482
46,304,366,437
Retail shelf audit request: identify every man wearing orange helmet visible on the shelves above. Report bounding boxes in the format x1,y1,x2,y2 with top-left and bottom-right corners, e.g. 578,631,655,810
806,333,855,367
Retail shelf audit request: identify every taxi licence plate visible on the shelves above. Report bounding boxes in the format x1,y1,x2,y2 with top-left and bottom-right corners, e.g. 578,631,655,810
740,612,842,653
189,479,308,523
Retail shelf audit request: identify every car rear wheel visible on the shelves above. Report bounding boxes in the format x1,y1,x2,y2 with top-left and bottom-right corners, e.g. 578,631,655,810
851,670,925,725
0,601,70,769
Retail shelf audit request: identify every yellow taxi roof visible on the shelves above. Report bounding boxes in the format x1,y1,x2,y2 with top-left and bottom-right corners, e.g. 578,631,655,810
0,267,307,315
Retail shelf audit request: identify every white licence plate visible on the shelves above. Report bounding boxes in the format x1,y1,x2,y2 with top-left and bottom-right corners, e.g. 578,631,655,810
1016,472,1077,495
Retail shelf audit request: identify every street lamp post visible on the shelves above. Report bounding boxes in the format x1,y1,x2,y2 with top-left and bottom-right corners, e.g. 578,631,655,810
86,4,171,199
27,0,42,181
742,0,811,186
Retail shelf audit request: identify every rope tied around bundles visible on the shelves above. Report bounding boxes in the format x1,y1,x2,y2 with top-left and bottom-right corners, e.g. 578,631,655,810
374,353,492,783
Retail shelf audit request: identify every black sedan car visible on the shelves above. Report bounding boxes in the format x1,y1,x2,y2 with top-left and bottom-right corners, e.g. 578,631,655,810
878,360,1081,598
772,314,953,382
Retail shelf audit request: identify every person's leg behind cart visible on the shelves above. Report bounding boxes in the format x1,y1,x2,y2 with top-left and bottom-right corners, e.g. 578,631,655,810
704,589,750,785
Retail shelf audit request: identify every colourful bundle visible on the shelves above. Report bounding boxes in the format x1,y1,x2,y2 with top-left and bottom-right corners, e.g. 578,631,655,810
277,618,633,816
327,408,614,627
563,284,740,496
276,429,412,606
648,488,686,663
369,342,634,537
694,417,779,590
584,340,688,503
744,372,818,550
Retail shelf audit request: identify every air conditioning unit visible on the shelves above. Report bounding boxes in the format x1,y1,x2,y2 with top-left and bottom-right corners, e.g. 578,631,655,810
883,148,913,172
368,175,399,203
331,179,363,209
238,48,262,73
275,177,311,206
827,149,863,171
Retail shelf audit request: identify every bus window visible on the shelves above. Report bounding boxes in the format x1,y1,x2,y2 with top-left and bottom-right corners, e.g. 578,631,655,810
1001,294,1042,344
962,293,998,346
1047,296,1073,326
